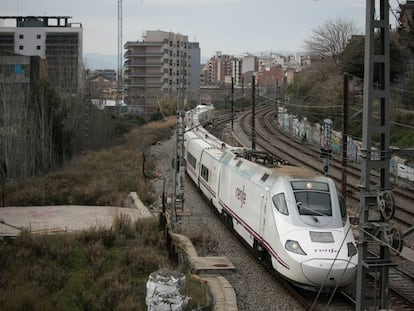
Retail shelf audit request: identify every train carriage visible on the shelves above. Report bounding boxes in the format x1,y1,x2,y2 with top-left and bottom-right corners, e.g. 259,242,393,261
183,104,358,290
184,137,210,184
198,147,224,205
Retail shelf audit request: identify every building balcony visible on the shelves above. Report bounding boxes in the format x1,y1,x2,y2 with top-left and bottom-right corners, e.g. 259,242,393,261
124,51,164,58
124,82,164,88
125,73,163,78
124,41,164,48
124,61,163,67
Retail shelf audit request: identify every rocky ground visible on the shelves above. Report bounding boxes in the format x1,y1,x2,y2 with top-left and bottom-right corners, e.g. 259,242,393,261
148,133,306,311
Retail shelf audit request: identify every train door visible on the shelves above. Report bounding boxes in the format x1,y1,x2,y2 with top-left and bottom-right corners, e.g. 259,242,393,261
259,193,268,238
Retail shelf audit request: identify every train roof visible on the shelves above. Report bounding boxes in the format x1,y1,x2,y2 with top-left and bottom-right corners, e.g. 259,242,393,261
222,148,323,188
272,165,319,179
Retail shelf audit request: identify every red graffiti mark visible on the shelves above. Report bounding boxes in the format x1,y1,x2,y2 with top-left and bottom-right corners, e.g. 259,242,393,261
30,210,59,218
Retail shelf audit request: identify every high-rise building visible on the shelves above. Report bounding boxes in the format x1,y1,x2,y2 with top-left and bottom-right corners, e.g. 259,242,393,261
241,54,258,75
0,16,83,93
188,42,201,106
232,58,242,87
208,52,233,85
124,30,200,116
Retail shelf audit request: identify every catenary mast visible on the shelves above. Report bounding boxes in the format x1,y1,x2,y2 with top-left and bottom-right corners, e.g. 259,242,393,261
356,1,401,309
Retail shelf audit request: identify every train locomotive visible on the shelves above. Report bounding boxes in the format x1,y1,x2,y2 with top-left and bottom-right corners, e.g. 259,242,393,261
183,104,358,290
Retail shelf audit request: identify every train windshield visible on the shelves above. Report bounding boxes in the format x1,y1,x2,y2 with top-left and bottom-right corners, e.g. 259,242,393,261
291,181,332,217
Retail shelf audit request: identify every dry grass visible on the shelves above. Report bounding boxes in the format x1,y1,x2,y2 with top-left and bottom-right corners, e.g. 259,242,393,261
0,217,169,311
0,115,210,310
3,116,176,207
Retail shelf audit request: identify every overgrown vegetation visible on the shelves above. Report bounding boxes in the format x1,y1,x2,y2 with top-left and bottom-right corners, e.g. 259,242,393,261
2,117,176,207
285,18,414,157
0,116,212,310
0,216,169,311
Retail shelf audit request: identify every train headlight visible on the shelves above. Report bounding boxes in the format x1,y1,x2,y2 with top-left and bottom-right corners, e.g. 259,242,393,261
285,240,307,255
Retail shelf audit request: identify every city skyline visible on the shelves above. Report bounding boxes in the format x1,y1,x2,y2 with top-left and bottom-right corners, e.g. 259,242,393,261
2,0,401,60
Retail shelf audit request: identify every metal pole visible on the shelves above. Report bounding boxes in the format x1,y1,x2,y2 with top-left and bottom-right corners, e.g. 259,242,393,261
275,79,279,122
117,0,122,114
252,75,256,150
231,76,234,130
342,73,348,202
241,76,244,112
357,1,392,310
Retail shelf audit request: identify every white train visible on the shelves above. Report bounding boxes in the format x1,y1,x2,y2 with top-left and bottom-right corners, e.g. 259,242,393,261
183,104,358,290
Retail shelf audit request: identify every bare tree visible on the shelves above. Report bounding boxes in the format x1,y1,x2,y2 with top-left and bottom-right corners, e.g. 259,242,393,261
305,18,360,67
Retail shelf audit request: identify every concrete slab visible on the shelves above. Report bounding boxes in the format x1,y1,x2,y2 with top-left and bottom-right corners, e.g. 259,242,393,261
0,205,147,236
189,256,236,274
200,275,238,311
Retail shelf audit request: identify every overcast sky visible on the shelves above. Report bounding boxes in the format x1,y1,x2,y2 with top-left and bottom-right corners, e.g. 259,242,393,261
2,0,401,58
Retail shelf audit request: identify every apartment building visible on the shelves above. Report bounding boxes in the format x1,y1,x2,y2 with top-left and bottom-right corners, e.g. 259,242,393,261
0,52,47,105
241,54,258,74
0,16,83,93
232,58,242,86
208,52,233,85
124,30,200,116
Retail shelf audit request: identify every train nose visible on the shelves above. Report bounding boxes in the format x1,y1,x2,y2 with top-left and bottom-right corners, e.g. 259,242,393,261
301,259,357,286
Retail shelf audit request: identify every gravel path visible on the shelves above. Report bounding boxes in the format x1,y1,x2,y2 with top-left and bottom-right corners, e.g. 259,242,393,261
149,134,305,311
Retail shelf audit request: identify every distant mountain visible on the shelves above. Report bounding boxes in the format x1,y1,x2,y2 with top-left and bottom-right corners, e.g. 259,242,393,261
84,51,302,70
85,53,209,68
84,53,117,70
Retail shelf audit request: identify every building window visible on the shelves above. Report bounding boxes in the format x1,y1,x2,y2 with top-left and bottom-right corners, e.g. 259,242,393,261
36,34,41,39
36,45,41,50
19,34,24,39
19,45,23,50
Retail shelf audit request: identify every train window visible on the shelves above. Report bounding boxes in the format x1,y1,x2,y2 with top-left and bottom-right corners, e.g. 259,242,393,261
291,181,329,192
187,152,196,169
201,164,209,182
272,193,289,215
294,191,332,216
261,173,269,182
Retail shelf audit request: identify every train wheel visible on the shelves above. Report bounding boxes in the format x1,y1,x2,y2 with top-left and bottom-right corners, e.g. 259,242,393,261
222,211,233,229
254,240,272,268
263,250,272,270
254,240,264,259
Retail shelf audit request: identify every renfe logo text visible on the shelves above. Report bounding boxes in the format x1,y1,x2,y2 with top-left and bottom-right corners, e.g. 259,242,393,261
236,186,246,207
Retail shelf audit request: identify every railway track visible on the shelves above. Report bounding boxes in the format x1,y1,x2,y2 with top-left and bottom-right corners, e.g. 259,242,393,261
237,106,414,237
206,182,355,311
214,105,414,309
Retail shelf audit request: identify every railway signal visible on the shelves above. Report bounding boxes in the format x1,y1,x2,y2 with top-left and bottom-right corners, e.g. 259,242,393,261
320,118,332,176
